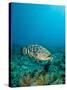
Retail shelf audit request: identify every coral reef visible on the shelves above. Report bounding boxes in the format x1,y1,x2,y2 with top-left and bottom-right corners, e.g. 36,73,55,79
10,45,65,87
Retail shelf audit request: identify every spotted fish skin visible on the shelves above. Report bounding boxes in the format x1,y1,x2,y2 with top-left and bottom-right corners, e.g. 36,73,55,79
21,44,52,61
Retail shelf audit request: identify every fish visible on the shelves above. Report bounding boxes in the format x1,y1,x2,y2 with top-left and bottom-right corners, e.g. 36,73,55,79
21,44,53,61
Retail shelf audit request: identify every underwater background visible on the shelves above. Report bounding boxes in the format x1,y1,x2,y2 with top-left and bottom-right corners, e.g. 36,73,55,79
10,3,65,87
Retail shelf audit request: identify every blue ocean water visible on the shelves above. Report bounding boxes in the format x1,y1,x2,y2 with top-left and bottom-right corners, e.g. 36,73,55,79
10,3,65,87
11,3,65,48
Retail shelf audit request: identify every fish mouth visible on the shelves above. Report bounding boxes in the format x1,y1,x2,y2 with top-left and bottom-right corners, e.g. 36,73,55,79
47,55,51,57
45,57,51,60
47,55,53,61
45,54,52,60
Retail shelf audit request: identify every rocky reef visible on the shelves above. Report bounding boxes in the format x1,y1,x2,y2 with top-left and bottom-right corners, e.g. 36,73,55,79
10,45,65,87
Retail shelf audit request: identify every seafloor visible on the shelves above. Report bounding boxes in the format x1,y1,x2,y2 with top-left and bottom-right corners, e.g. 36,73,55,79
10,45,65,87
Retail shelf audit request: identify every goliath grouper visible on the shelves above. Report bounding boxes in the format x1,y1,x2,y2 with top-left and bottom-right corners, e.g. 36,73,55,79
21,44,53,61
